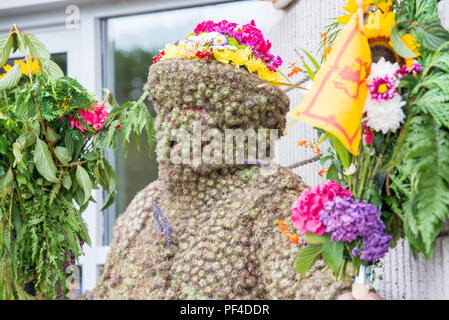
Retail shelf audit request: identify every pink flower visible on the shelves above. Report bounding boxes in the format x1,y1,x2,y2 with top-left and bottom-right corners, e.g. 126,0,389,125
367,75,398,101
396,60,423,78
69,102,109,132
291,181,352,236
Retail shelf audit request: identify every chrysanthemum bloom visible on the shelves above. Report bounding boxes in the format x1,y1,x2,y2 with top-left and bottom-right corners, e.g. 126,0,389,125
367,57,399,101
364,94,405,134
291,181,352,235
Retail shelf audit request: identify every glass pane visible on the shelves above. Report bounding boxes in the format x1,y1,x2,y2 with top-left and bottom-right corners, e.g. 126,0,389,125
103,0,281,244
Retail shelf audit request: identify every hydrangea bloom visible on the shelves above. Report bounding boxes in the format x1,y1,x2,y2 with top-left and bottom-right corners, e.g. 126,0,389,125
320,196,392,261
291,181,352,235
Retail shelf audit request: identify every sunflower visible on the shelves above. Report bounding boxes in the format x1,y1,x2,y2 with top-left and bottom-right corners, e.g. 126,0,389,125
364,8,401,64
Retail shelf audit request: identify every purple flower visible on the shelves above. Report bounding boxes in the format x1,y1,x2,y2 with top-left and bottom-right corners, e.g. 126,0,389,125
320,196,391,262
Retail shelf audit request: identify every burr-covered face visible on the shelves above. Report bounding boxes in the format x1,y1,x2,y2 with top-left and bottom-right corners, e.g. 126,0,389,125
145,58,290,174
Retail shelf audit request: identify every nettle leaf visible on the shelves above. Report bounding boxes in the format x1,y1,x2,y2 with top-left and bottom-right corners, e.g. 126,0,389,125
62,174,72,190
322,237,344,275
0,63,21,91
415,18,449,51
41,59,64,79
0,34,13,67
46,126,61,144
23,33,50,60
34,138,58,183
303,232,326,245
391,25,417,59
295,244,323,275
75,165,92,205
54,146,71,165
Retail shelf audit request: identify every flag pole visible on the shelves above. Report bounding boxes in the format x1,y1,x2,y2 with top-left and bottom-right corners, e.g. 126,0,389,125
357,0,365,29
352,0,375,300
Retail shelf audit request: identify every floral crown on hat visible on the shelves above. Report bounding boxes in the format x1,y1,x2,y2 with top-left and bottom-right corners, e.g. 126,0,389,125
153,20,283,82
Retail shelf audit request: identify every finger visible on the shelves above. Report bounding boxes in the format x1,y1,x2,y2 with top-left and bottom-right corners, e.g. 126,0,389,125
359,292,383,300
337,292,356,300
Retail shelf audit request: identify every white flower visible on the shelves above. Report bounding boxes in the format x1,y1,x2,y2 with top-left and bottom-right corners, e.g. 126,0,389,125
343,163,357,176
364,94,406,134
367,57,399,83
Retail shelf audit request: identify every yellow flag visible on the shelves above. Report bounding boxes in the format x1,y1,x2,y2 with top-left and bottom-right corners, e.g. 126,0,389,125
288,14,371,156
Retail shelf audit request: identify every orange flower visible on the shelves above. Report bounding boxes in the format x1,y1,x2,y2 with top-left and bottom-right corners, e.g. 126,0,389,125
298,140,321,154
318,167,329,177
323,46,332,61
321,32,329,44
287,62,303,78
278,218,301,245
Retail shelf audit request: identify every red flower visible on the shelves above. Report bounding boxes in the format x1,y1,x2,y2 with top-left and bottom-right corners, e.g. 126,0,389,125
152,50,165,64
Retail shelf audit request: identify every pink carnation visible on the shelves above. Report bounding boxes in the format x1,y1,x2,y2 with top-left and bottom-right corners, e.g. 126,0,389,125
291,181,352,236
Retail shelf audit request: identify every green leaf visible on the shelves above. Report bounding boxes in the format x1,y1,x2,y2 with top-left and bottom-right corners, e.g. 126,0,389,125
62,174,72,190
0,167,13,190
415,18,449,51
34,138,58,183
0,135,11,155
0,63,21,91
46,126,61,144
322,237,344,275
75,165,92,205
0,34,13,67
302,49,321,71
295,244,323,275
23,33,50,60
391,25,417,59
41,59,64,79
101,190,116,211
54,146,71,165
303,232,326,245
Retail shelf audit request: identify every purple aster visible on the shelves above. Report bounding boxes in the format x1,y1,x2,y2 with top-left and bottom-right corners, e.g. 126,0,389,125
211,34,229,47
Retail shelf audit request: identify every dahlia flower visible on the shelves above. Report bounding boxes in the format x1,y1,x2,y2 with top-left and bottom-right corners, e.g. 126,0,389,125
291,181,352,236
364,94,405,134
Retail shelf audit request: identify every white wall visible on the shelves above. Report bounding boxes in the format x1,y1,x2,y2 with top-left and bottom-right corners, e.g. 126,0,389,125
269,0,449,299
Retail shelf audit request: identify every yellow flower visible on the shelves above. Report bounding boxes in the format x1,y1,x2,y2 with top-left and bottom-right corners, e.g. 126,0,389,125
212,47,234,64
401,34,421,68
0,58,41,80
229,47,252,68
18,58,41,75
256,64,281,82
244,58,266,74
337,0,392,24
364,9,396,41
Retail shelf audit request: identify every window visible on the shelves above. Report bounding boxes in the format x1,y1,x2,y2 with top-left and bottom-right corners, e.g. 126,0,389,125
101,0,281,244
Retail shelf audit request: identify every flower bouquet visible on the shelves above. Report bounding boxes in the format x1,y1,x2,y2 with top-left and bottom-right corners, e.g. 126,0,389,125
0,25,154,299
281,0,449,290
